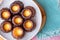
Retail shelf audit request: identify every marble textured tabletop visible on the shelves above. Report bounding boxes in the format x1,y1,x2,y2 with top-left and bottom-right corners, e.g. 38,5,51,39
32,0,60,40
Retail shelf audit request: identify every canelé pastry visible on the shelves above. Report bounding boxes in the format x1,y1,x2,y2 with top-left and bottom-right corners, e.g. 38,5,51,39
23,20,35,31
12,27,24,38
1,21,12,33
10,1,24,14
21,6,36,19
12,15,23,26
0,8,11,20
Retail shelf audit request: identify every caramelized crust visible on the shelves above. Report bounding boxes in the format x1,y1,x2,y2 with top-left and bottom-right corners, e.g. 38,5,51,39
1,8,11,20
23,20,35,31
1,21,12,33
21,6,36,19
12,27,24,38
10,1,24,14
12,15,23,26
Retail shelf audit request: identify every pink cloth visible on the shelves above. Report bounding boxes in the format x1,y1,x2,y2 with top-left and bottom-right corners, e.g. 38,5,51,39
45,36,60,40
32,36,60,40
32,36,38,40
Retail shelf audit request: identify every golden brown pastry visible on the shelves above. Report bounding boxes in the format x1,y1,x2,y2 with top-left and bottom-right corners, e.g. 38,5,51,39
1,8,11,20
23,20,35,31
12,15,23,26
12,27,24,38
10,1,24,14
21,6,36,19
1,21,12,33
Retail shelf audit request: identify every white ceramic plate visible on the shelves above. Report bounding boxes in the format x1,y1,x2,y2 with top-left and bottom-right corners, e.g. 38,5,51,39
0,0,42,40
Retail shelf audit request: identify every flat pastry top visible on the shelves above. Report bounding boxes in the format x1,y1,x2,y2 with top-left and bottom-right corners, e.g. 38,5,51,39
12,27,24,38
24,20,33,29
13,16,23,24
23,9,32,17
11,4,20,12
13,27,23,36
2,11,11,19
3,22,12,31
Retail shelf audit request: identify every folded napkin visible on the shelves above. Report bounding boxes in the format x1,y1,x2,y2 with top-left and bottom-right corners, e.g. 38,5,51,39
32,0,60,40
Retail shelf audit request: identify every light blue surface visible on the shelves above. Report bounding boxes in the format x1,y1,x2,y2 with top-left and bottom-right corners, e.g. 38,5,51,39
36,0,60,38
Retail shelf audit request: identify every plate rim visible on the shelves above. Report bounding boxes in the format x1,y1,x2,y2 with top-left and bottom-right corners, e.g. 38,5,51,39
30,0,46,39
